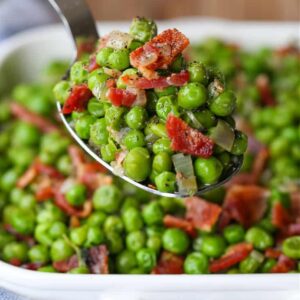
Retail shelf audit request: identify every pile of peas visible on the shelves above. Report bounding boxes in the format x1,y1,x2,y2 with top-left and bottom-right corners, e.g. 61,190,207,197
54,18,247,194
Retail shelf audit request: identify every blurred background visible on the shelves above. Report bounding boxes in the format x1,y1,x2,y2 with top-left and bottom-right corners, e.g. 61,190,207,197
0,0,299,40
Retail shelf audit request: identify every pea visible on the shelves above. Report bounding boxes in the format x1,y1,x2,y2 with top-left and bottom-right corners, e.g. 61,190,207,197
146,225,165,238
187,62,208,85
65,183,87,207
147,122,168,138
89,118,109,146
18,194,36,210
53,80,71,104
146,90,159,113
156,95,179,120
8,147,36,169
239,256,261,274
154,86,177,98
87,211,107,227
257,218,276,234
40,132,69,157
123,129,146,150
34,224,53,246
184,252,209,274
75,114,96,140
231,131,248,155
142,202,164,226
0,230,15,251
178,82,207,109
123,147,151,182
10,208,35,235
194,157,223,184
85,226,105,248
106,232,123,254
162,228,190,255
125,106,148,130
201,235,226,258
105,106,126,130
57,155,72,175
70,61,88,84
126,231,146,252
117,68,138,89
93,184,122,213
129,267,146,274
87,71,110,99
108,49,130,70
48,221,67,239
87,98,105,117
0,169,20,192
100,140,118,163
192,236,203,252
0,101,11,122
2,242,28,263
12,122,39,147
50,239,75,262
194,109,217,128
152,138,173,154
270,137,289,158
28,244,49,264
223,224,245,244
155,171,176,193
260,258,277,273
37,202,66,224
217,151,231,170
159,197,184,214
256,127,275,145
68,266,90,274
0,132,9,152
116,250,137,274
104,216,124,234
146,236,162,253
38,265,56,273
122,207,143,232
227,268,240,274
129,17,157,43
152,152,172,173
282,236,300,259
245,227,274,251
70,226,88,246
136,248,156,273
129,40,143,52
96,47,113,67
209,90,236,117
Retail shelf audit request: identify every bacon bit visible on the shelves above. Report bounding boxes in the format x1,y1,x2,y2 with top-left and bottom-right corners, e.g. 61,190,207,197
106,78,116,88
70,216,81,228
62,84,93,114
35,160,64,179
265,248,282,259
9,258,22,267
122,70,189,89
220,185,268,228
53,255,79,273
10,102,58,133
35,184,55,201
271,255,296,273
185,197,221,231
17,163,37,188
130,29,189,77
210,242,253,273
77,38,96,58
152,251,184,274
163,215,197,237
251,147,269,182
87,245,109,274
21,262,43,271
106,87,137,107
87,55,99,72
4,224,35,246
256,75,276,106
68,145,86,171
288,223,300,235
166,115,214,158
271,202,291,229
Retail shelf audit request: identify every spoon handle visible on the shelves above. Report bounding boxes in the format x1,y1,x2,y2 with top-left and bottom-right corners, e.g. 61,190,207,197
48,0,99,55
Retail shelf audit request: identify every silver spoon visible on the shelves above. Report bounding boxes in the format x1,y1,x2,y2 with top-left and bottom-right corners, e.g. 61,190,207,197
49,0,243,198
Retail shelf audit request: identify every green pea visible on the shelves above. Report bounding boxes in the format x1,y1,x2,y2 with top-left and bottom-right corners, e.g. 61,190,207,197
75,114,96,140
158,197,184,214
38,265,56,273
245,227,274,251
0,132,9,152
85,226,105,248
70,61,88,84
104,216,124,234
50,238,75,262
178,83,207,109
239,255,261,274
126,230,146,252
155,171,176,193
40,132,70,157
87,98,106,117
122,207,143,232
282,236,300,259
209,90,236,117
227,268,240,274
0,101,11,122
57,155,72,175
70,226,88,246
87,211,107,227
0,230,15,251
90,118,109,146
106,232,124,254
260,258,277,273
146,236,162,253
231,131,248,155
66,183,87,207
0,169,20,192
270,137,289,158
125,106,148,130
255,127,275,145
129,17,157,43
217,151,231,170
100,140,118,163
87,71,110,99
223,224,245,244
108,49,130,70
53,80,71,104
28,244,49,264
37,202,66,224
2,241,28,263
128,40,143,52
257,218,276,234
12,122,40,147
142,202,164,226
154,86,177,98
34,224,53,246
18,194,36,210
192,236,203,252
96,47,113,67
156,95,179,120
93,184,122,213
116,250,137,274
48,221,68,239
147,122,168,138
105,106,126,130
129,267,146,274
201,235,226,258
146,90,159,113
10,208,35,235
184,252,209,274
8,147,36,169
194,156,223,184
162,228,190,255
124,147,151,182
146,225,165,238
136,248,157,273
187,62,208,85
68,266,90,274
152,152,172,173
121,196,139,213
123,129,146,150
117,68,138,89
152,138,173,154
193,109,217,128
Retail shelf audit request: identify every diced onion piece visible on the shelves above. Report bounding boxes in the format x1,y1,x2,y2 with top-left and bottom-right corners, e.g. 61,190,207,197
186,111,203,130
172,153,197,195
209,119,235,152
103,67,121,78
106,31,133,50
250,250,265,263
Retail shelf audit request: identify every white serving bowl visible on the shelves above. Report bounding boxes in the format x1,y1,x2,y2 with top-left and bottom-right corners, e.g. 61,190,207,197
0,19,300,300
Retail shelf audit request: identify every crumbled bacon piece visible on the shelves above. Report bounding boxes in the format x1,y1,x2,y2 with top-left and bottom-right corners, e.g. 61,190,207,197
9,258,22,267
106,87,137,107
256,75,276,106
4,224,35,246
166,115,214,158
265,248,282,259
87,245,109,274
62,84,93,114
220,185,268,228
87,55,99,72
271,255,296,273
53,255,79,272
35,184,55,201
152,251,184,274
271,202,291,229
17,163,38,188
185,197,221,231
163,215,197,237
130,29,189,77
22,262,43,271
10,102,58,133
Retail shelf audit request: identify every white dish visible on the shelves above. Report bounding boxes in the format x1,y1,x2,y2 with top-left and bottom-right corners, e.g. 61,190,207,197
0,19,300,300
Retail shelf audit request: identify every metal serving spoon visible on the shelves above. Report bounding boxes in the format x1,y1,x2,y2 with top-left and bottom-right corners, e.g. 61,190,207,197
49,0,243,198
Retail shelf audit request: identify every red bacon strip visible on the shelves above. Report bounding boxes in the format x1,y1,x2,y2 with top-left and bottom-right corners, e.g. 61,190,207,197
271,202,291,230
271,255,296,273
106,87,137,107
87,245,109,274
152,251,184,274
163,215,197,237
256,75,276,106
